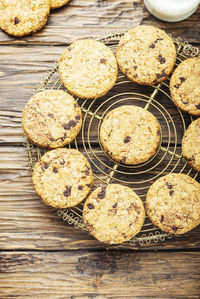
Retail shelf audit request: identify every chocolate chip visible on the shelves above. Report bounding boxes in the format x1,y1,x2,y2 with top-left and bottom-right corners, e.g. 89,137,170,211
60,159,65,165
174,84,180,89
112,202,117,208
188,157,195,162
49,137,55,141
63,185,72,197
41,167,45,172
166,182,173,189
53,167,58,173
86,184,91,187
158,54,166,64
169,190,174,196
196,104,200,109
156,70,167,79
100,58,106,64
87,203,94,209
156,38,163,42
62,120,77,130
149,43,155,49
48,113,54,118
75,115,81,120
44,163,49,169
86,223,94,231
120,156,126,164
172,226,178,232
84,170,90,176
182,101,189,104
161,215,164,223
124,136,131,143
98,187,106,199
133,65,137,70
179,77,186,83
78,185,83,190
14,17,19,25
61,132,67,142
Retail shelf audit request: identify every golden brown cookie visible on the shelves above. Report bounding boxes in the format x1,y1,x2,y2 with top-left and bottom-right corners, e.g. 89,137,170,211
182,118,200,172
22,90,82,149
83,184,145,244
170,57,200,116
59,39,118,99
32,148,93,208
146,173,200,234
0,0,50,37
116,25,176,85
100,105,161,164
50,0,70,9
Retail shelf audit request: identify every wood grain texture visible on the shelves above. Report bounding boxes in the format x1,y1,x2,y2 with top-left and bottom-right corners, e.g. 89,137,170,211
0,145,199,251
0,251,200,298
0,0,199,45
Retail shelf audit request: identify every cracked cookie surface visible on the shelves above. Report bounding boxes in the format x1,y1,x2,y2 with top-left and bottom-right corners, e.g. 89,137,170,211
83,184,145,244
182,118,200,172
22,90,82,149
100,105,161,164
146,173,200,234
32,148,93,208
59,39,118,99
116,25,176,85
170,57,200,116
0,0,50,37
50,0,70,9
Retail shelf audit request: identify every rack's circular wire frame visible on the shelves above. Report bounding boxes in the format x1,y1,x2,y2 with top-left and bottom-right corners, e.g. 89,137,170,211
24,32,200,247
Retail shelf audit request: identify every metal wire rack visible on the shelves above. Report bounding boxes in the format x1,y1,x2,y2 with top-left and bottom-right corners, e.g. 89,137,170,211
24,32,200,247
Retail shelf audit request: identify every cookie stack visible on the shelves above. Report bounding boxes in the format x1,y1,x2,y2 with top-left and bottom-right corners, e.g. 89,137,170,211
0,0,70,37
22,25,200,244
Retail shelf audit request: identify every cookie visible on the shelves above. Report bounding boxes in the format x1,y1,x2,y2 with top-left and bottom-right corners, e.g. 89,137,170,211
182,118,200,172
22,90,82,149
83,184,145,244
32,148,93,208
116,25,176,85
170,57,200,116
146,173,200,234
51,0,70,9
100,105,161,164
0,0,50,37
59,39,118,99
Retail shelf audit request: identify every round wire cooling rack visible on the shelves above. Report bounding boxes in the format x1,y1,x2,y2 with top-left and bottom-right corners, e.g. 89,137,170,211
24,32,200,247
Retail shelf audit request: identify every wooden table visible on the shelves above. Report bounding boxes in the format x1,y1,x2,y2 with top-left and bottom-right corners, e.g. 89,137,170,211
0,1,200,297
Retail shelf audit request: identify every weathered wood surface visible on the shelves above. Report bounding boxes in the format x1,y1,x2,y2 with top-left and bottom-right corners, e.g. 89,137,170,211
0,145,199,251
1,0,200,297
0,0,200,45
0,251,199,298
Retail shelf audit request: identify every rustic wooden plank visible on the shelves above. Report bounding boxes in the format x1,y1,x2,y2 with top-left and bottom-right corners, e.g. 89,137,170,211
0,145,199,250
0,251,199,298
0,45,198,146
0,0,200,45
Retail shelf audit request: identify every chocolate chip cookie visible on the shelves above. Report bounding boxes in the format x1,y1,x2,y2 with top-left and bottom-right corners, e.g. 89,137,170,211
32,148,93,208
170,57,200,116
100,105,161,164
182,118,200,172
116,25,176,85
22,90,82,149
83,184,145,244
0,0,50,37
51,0,70,9
146,173,200,234
59,39,118,99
